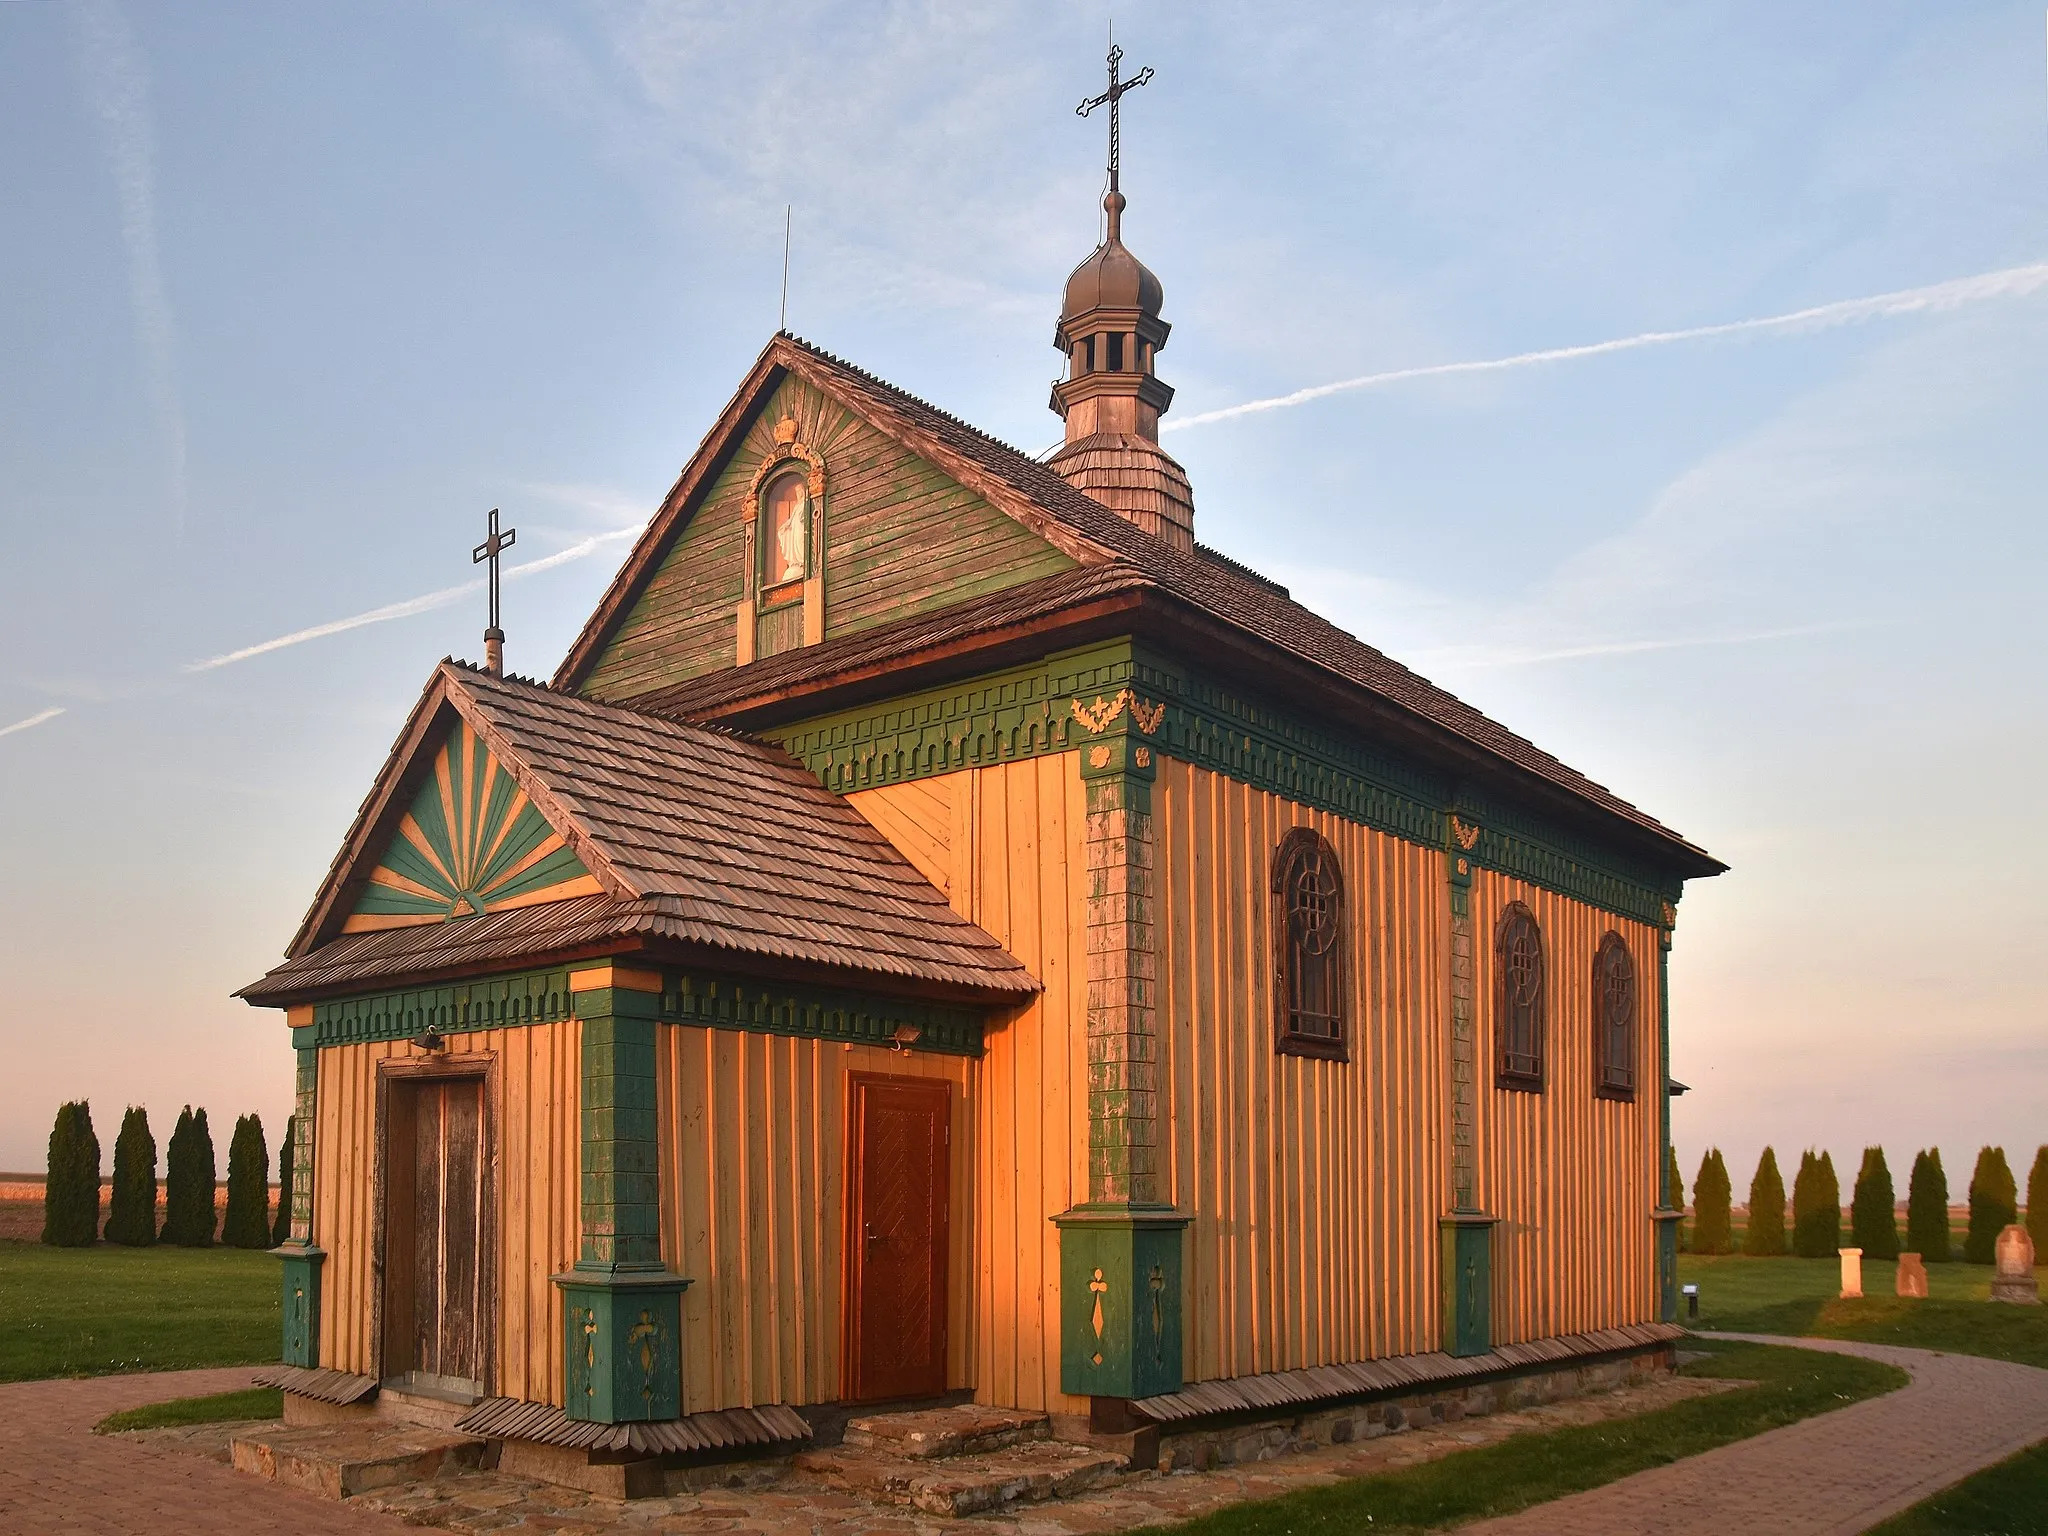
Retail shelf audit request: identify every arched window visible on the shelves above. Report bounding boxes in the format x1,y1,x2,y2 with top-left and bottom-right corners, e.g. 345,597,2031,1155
1593,932,1637,1099
1494,902,1544,1090
1272,827,1347,1059
760,469,809,591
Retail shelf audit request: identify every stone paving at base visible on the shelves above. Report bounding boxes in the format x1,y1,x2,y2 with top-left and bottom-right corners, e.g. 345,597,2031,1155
17,1336,2048,1534
83,1372,1735,1534
0,1367,406,1535
1462,1333,2048,1536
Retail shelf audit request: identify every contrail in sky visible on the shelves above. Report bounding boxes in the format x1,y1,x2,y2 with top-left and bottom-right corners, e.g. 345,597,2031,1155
0,708,67,741
1164,259,2048,432
183,524,646,673
70,0,187,530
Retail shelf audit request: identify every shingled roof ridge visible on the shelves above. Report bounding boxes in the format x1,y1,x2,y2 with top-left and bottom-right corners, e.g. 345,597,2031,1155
447,658,772,745
780,331,1045,468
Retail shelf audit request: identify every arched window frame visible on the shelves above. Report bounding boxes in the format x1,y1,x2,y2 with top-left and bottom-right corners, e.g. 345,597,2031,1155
1271,826,1349,1061
754,466,812,603
1494,901,1545,1091
1593,931,1637,1101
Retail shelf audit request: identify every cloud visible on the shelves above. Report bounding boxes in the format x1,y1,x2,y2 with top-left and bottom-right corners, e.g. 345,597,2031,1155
0,708,67,742
68,0,186,530
1165,259,2048,431
181,524,646,673
1407,623,1862,673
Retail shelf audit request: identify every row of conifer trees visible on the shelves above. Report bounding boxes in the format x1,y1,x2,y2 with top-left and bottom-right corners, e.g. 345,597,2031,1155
40,1101,296,1249
1673,1144,2044,1262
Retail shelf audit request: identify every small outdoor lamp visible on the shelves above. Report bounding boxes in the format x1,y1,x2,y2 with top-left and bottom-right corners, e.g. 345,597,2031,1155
1682,1282,1699,1321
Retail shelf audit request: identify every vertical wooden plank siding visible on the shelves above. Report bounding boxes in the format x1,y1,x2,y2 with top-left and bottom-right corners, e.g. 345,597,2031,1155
310,1022,580,1402
849,755,1091,1417
1152,760,1448,1383
1468,870,1661,1345
655,1032,972,1413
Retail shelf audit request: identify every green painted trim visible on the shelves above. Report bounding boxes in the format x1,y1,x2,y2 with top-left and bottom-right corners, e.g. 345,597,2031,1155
289,1049,317,1243
299,969,576,1049
1053,1206,1191,1399
767,640,1689,927
656,972,986,1058
1440,1214,1495,1358
554,1271,691,1423
1656,932,1678,1322
293,965,989,1057
577,1007,662,1271
274,1244,324,1368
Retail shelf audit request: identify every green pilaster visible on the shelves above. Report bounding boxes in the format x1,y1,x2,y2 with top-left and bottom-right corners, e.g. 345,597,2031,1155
1056,719,1191,1402
1440,1213,1496,1357
1053,1207,1188,1400
279,1245,325,1366
1654,921,1681,1322
554,968,690,1423
273,1046,324,1367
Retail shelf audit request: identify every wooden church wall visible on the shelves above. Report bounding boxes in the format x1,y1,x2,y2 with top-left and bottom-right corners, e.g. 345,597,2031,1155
311,1022,582,1403
1467,870,1661,1345
849,755,1094,1418
580,376,1075,704
1151,759,1450,1382
653,1030,974,1415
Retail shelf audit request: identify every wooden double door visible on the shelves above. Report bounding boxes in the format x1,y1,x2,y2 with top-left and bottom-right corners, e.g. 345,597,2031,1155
844,1075,950,1403
382,1074,491,1397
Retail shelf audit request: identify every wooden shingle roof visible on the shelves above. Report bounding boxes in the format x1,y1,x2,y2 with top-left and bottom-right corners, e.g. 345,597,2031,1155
240,661,1037,1006
557,335,1721,876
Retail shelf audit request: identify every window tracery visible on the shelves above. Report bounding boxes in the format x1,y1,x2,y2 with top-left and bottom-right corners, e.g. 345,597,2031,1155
1495,902,1545,1090
1594,931,1637,1099
1272,827,1347,1060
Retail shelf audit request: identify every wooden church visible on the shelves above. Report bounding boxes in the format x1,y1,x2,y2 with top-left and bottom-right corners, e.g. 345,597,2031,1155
241,66,1723,1493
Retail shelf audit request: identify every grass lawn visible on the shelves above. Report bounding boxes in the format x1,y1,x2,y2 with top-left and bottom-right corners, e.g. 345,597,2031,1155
0,1241,279,1381
1868,1440,2048,1535
1131,1340,1903,1535
95,1386,282,1434
1680,1253,2048,1369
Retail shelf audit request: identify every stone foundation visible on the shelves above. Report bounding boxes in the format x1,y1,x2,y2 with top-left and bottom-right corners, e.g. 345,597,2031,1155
1156,1345,1673,1472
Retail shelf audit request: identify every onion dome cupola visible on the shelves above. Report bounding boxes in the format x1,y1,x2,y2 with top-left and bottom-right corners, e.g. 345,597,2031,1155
1047,45,1196,553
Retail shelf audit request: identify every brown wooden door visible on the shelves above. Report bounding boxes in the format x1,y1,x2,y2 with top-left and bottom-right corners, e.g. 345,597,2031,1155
383,1076,487,1395
845,1075,949,1402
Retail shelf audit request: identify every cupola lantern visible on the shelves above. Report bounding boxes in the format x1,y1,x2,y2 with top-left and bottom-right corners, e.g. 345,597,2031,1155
1048,43,1196,552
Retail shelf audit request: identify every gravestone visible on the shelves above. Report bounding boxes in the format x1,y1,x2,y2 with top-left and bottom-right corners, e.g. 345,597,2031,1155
1838,1247,1863,1299
1991,1225,2039,1304
1896,1252,1928,1298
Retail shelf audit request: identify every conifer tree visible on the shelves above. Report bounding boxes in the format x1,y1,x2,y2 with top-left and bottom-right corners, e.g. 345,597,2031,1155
1743,1146,1787,1256
40,1101,100,1247
1792,1150,1829,1257
103,1106,157,1246
2027,1146,2048,1261
1850,1146,1899,1260
161,1106,217,1247
1692,1149,1734,1255
1907,1148,1951,1262
1965,1146,2018,1264
271,1114,296,1247
223,1114,271,1249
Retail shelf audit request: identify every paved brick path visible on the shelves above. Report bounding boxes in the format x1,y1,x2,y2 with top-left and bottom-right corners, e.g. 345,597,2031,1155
13,1339,2044,1534
0,1368,405,1535
1464,1334,2048,1535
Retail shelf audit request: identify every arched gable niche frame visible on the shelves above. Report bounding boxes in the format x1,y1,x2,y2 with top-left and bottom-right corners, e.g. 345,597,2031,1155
736,417,828,663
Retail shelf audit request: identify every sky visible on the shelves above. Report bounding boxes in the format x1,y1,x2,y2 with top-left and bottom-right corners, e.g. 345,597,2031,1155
0,2,2044,1193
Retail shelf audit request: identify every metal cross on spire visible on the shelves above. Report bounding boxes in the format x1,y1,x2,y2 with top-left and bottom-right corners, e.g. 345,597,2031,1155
472,507,516,675
1076,38,1153,195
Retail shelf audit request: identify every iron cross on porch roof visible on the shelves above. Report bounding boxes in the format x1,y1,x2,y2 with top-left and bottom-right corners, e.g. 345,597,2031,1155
473,507,516,676
1076,41,1153,195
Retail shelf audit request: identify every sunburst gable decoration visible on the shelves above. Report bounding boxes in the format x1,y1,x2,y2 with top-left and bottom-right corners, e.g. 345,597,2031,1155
344,720,601,932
